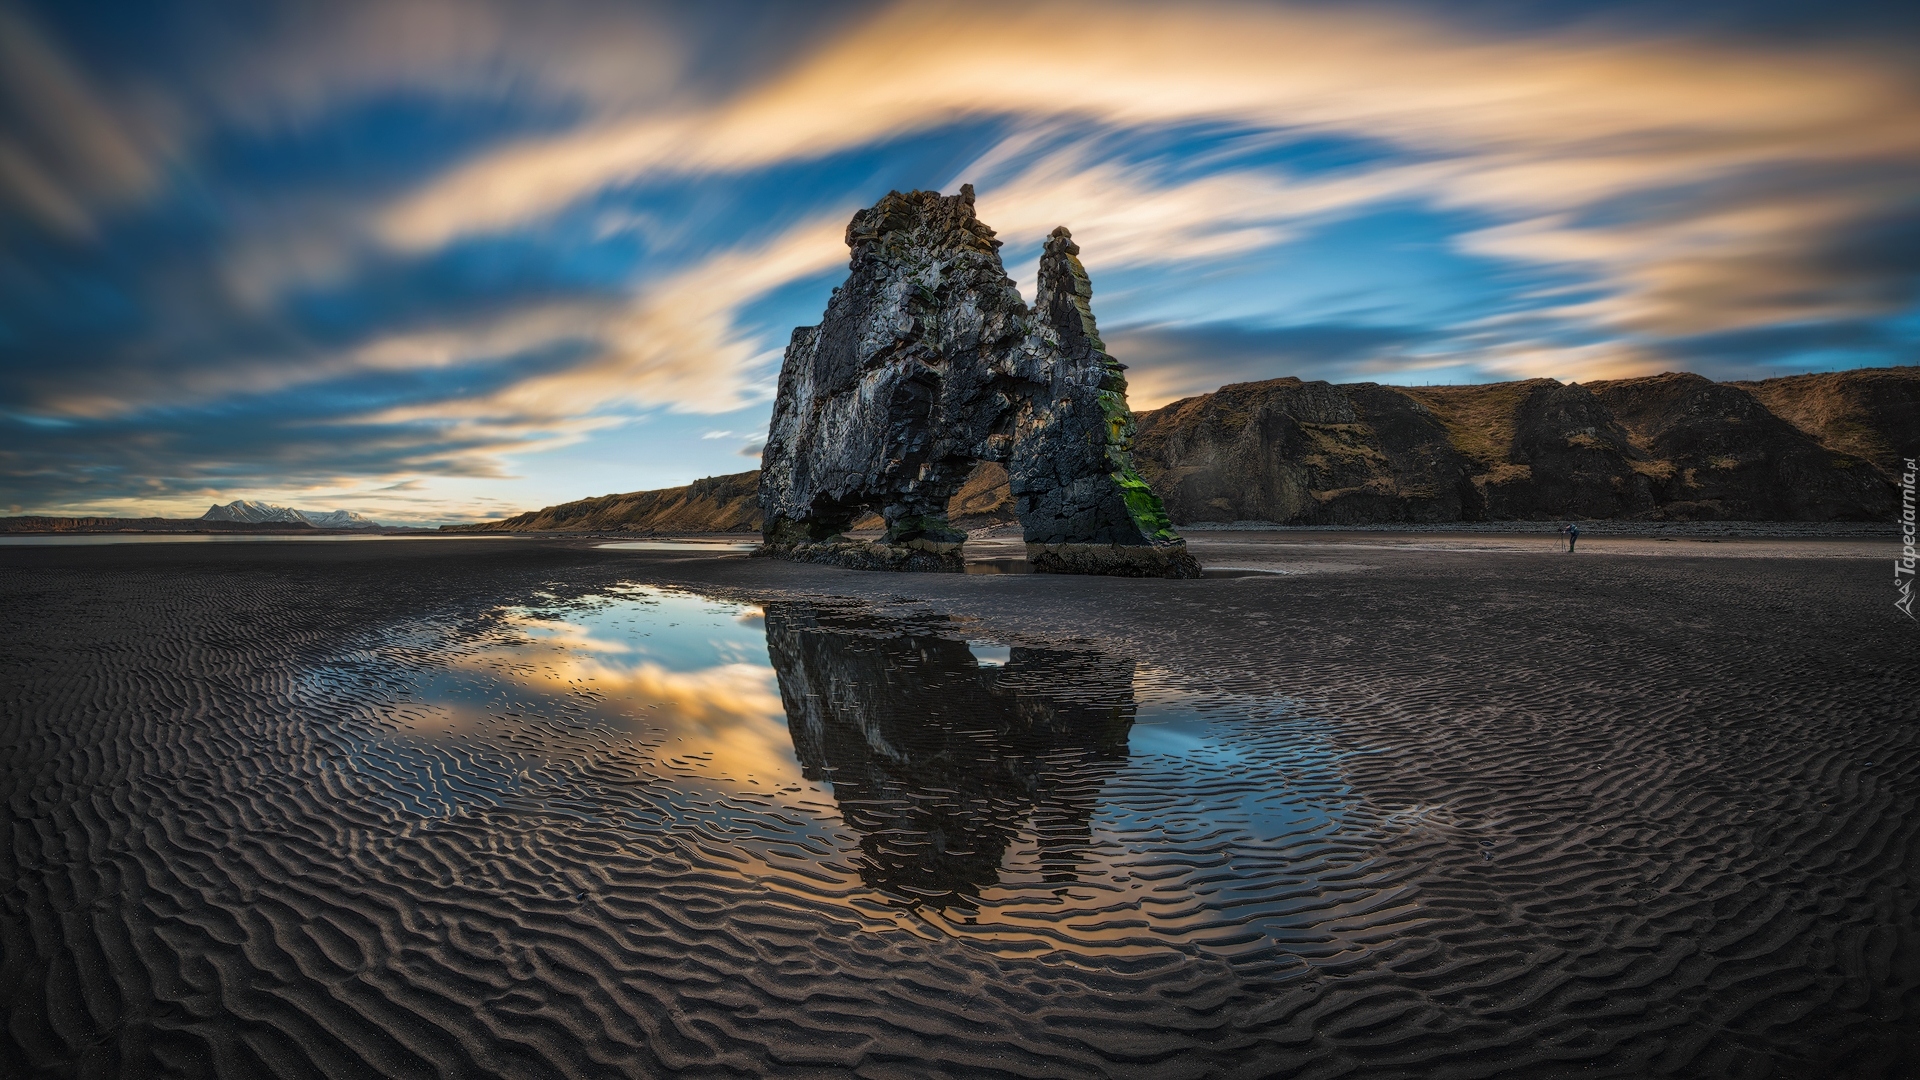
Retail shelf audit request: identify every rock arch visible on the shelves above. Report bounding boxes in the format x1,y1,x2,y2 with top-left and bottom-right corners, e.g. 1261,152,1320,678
758,186,1200,578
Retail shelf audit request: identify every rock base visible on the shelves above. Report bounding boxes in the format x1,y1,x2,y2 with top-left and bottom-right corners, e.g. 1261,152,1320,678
1026,541,1204,579
756,540,965,573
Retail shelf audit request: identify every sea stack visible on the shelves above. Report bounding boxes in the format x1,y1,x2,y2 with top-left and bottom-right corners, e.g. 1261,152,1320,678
758,186,1200,577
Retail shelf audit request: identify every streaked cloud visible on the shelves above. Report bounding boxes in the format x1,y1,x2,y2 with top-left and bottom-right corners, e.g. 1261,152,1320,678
1,0,1914,520
371,1,1920,367
0,5,169,234
353,213,846,428
1110,323,1440,410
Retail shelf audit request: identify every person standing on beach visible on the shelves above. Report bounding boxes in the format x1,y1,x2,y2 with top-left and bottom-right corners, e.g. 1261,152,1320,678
1561,522,1580,553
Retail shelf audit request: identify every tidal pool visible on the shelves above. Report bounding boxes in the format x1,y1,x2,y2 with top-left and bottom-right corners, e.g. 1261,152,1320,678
320,587,1410,954
288,583,1429,1073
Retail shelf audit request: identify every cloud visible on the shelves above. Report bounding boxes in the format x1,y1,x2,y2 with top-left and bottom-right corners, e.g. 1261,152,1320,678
1628,320,1918,382
373,0,1920,351
0,195,848,515
383,3,1917,227
0,5,169,234
967,143,1458,279
1108,322,1438,410
13,297,615,422
1456,180,1920,337
5,0,1916,521
351,212,848,434
195,0,687,126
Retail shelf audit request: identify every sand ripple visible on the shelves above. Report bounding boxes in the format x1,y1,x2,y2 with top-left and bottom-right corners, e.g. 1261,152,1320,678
2,541,1915,1078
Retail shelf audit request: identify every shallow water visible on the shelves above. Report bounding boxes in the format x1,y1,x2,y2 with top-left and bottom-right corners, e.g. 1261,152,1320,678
261,584,1439,1073
594,540,759,553
324,586,1401,961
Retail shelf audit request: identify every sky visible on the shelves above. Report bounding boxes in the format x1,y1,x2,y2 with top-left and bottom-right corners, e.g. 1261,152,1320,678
1,0,1916,525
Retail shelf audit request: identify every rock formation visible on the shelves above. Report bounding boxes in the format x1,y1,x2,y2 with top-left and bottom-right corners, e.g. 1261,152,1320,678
1735,367,1920,479
1131,371,1901,524
446,367,1915,534
453,470,760,533
757,186,1199,576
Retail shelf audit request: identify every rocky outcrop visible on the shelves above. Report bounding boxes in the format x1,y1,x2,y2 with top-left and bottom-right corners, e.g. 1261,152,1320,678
758,187,1197,577
1734,367,1920,479
452,470,760,533
1131,370,1903,524
1011,228,1193,574
1585,372,1890,520
1130,377,1479,525
454,365,1914,535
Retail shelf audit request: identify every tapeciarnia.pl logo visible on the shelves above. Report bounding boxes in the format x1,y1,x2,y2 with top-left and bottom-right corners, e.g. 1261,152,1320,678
1899,457,1917,620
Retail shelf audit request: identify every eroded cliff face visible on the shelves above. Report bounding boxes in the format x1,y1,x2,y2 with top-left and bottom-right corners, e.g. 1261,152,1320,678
1585,373,1890,521
454,471,761,533
1129,378,1479,525
1129,370,1902,524
758,187,1197,576
1735,367,1920,479
452,364,1909,535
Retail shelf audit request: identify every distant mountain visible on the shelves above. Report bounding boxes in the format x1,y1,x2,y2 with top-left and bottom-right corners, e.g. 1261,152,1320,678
450,472,762,533
201,500,380,528
441,465,1019,535
0,516,317,534
295,508,381,529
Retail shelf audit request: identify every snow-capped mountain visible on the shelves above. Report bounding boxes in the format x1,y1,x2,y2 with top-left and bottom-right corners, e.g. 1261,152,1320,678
201,500,380,528
295,508,381,529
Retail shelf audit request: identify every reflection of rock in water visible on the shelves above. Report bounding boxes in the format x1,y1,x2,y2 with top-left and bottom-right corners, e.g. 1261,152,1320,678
765,605,1134,908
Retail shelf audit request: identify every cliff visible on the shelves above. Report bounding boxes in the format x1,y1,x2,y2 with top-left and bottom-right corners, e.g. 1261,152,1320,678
1733,367,1920,478
445,465,1013,535
1132,368,1904,523
452,366,1912,532
451,470,761,533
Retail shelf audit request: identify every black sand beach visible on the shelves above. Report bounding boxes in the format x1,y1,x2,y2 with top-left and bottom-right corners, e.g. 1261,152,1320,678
2,535,1916,1079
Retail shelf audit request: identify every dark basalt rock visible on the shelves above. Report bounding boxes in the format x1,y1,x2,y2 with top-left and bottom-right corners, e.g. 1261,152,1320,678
444,367,1913,536
1132,370,1901,524
1585,372,1891,520
758,186,1198,576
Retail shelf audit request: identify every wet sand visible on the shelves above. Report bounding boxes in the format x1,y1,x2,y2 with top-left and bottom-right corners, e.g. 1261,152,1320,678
2,535,1915,1078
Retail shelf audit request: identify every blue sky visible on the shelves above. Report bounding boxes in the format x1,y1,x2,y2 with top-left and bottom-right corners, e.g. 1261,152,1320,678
1,0,1916,524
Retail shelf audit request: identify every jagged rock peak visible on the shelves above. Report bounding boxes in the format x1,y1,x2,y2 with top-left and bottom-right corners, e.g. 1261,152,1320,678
1035,226,1105,361
844,184,1004,263
757,186,1198,578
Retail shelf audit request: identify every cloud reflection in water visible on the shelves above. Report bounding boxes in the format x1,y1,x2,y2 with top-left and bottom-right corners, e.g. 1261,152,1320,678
334,584,1409,970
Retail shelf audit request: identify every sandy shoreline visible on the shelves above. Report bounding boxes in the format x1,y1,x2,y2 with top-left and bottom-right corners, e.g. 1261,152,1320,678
2,536,1915,1078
